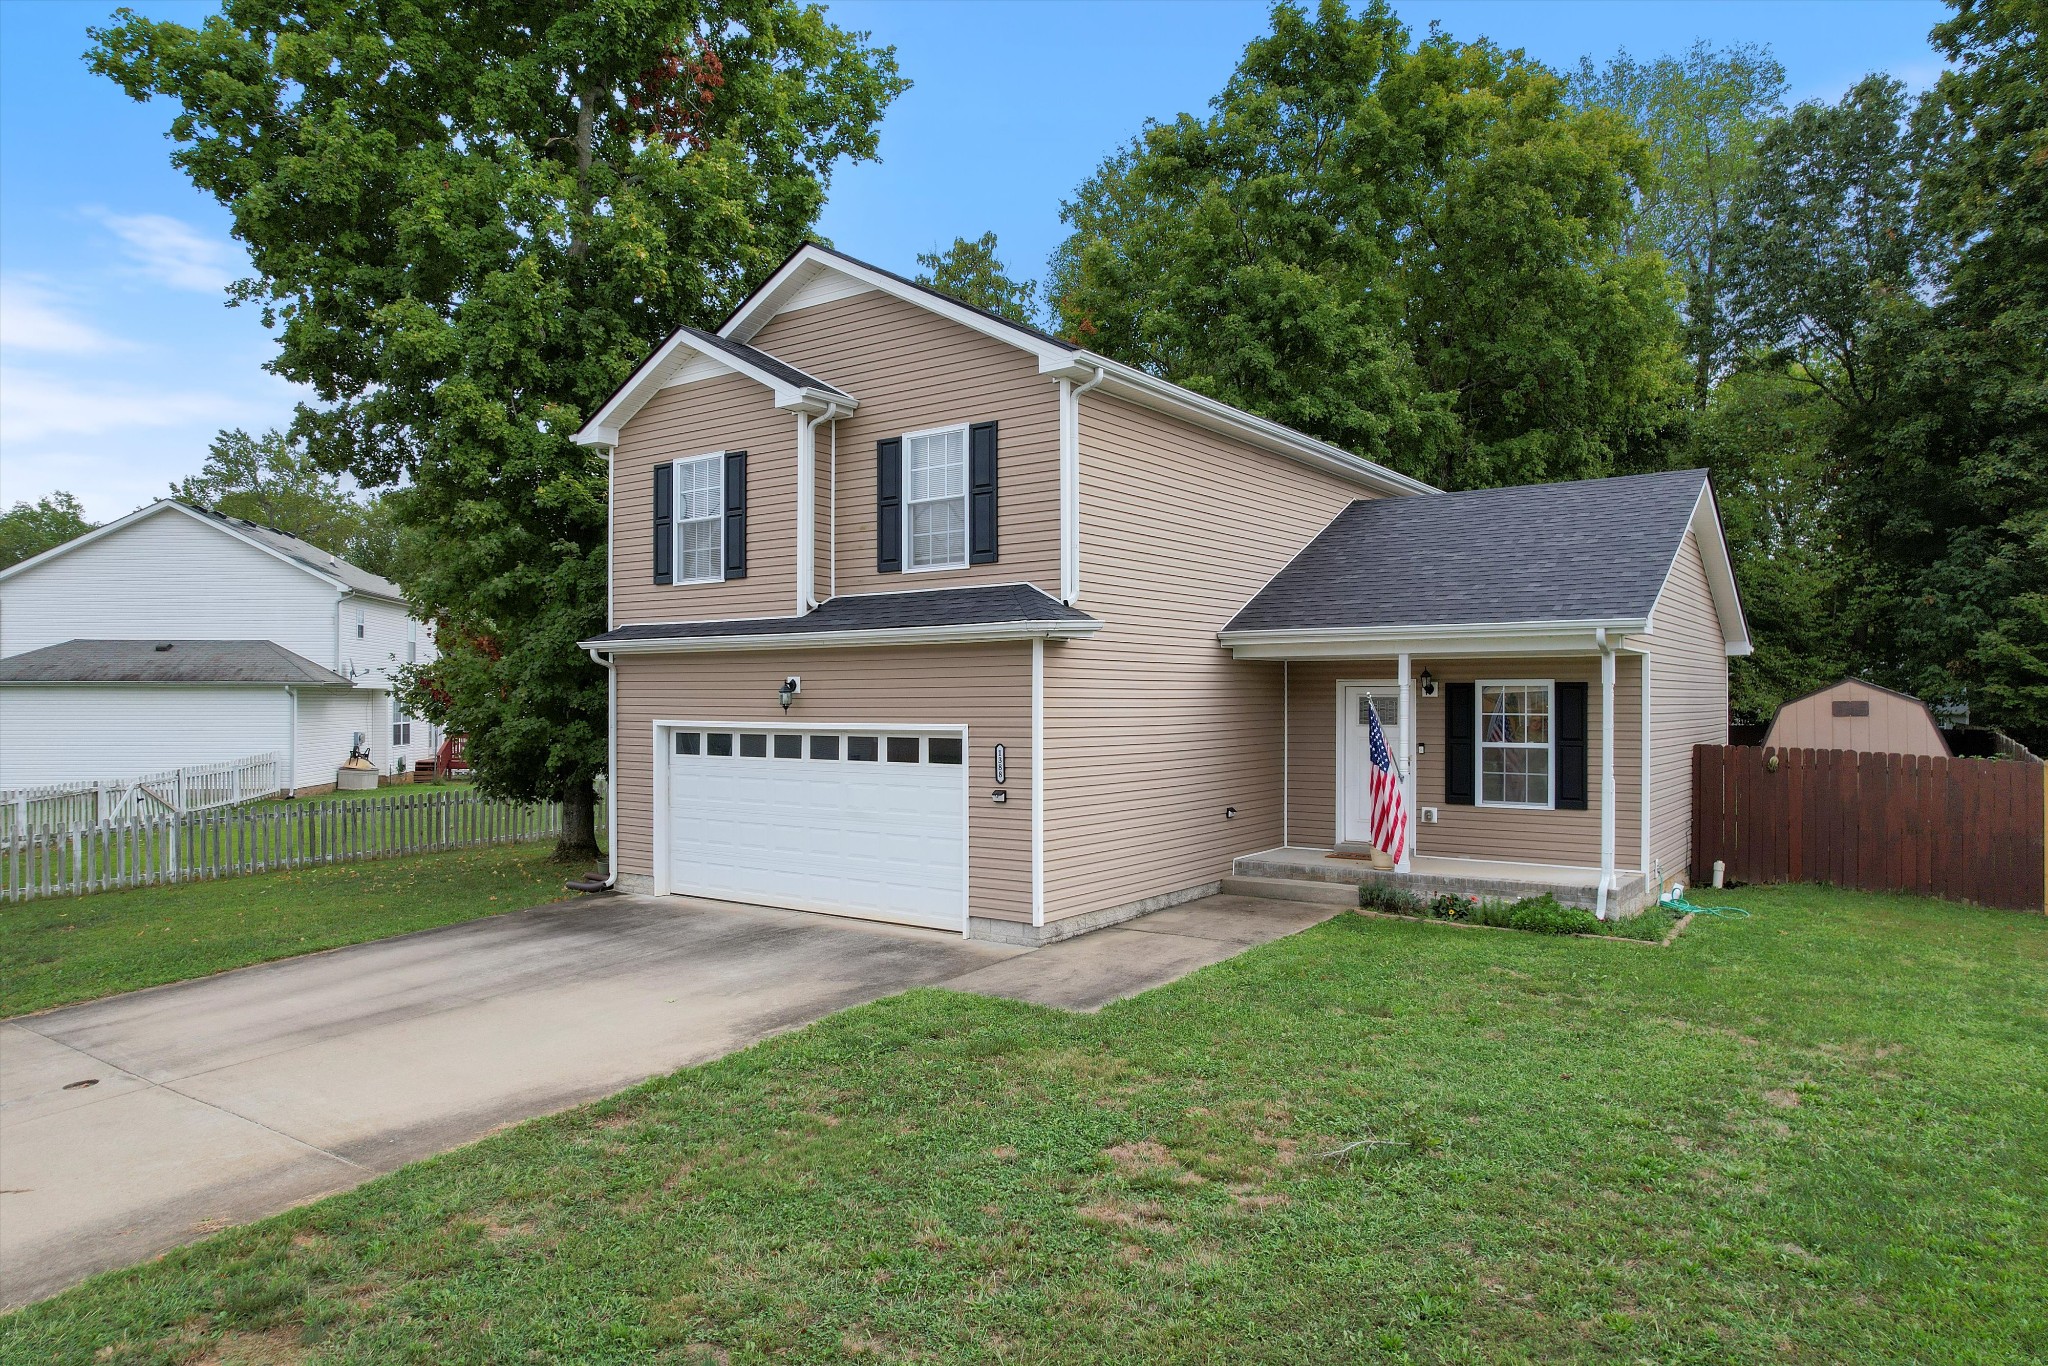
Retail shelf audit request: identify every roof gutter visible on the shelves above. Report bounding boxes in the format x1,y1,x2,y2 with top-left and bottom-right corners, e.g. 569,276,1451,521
581,618,1102,656
1217,618,1649,660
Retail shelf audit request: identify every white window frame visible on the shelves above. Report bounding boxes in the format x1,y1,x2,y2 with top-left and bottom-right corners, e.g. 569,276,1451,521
405,618,418,663
900,422,970,573
673,451,726,585
354,605,366,639
1476,678,1555,811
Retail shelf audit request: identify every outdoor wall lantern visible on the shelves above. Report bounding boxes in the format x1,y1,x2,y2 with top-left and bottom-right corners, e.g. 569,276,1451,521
778,676,801,711
1419,668,1438,697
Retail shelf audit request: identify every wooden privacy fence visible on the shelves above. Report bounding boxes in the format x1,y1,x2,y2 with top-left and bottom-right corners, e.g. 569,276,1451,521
1693,745,2047,912
2,792,562,903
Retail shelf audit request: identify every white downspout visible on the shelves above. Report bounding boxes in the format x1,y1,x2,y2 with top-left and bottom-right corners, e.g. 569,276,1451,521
800,402,843,611
285,686,298,796
1059,366,1106,605
1597,628,1617,919
1282,661,1290,848
1031,636,1045,928
828,410,839,600
586,645,617,890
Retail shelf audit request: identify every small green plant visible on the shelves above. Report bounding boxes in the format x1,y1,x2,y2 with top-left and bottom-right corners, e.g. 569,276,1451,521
1467,898,1516,928
1505,895,1601,936
1427,893,1475,921
1358,883,1426,916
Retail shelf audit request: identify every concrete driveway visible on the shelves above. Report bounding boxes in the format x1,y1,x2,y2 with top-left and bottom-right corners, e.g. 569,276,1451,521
1,889,1338,1307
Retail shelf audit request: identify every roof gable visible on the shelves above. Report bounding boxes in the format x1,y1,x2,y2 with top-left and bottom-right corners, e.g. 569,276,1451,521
574,323,853,447
0,500,404,604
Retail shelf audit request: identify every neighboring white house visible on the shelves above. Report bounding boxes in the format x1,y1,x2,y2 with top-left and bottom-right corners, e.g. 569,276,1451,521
0,500,438,794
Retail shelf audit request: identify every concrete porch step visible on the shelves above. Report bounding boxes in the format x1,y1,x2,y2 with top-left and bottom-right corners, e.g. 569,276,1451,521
1231,848,1651,916
1217,875,1358,907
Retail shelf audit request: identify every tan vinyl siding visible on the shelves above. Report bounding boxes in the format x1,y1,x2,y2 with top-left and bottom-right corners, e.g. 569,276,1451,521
748,290,1062,597
1644,530,1730,880
1284,657,1641,866
1039,392,1367,922
612,373,799,624
612,643,1033,922
1764,679,1945,757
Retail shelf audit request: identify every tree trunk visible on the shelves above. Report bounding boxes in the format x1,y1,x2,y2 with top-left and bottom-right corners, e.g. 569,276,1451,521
553,772,602,864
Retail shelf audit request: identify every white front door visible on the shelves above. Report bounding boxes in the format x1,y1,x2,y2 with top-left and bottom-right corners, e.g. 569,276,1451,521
1340,682,1404,847
665,724,968,931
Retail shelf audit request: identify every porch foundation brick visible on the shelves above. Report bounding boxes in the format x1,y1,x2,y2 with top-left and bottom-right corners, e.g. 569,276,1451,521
1232,848,1653,917
969,879,1222,946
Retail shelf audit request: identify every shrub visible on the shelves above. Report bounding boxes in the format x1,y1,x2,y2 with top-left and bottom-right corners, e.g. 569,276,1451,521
1467,898,1516,928
1358,883,1425,916
1505,895,1601,936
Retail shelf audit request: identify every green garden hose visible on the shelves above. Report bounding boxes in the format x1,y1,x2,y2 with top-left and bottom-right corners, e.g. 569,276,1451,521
1660,889,1752,919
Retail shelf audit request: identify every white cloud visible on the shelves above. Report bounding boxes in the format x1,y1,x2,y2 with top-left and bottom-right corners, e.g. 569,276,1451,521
0,278,132,356
0,365,250,443
89,210,242,293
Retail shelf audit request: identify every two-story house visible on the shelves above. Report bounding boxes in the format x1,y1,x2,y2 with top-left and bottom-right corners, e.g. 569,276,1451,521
0,500,438,795
578,244,1747,943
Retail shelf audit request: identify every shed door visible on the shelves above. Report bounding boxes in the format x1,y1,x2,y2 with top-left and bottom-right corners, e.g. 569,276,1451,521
666,727,966,931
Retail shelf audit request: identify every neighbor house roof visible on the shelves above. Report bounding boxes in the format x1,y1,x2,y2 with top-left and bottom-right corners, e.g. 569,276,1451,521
583,583,1100,654
0,499,406,604
0,639,354,687
1220,469,1750,655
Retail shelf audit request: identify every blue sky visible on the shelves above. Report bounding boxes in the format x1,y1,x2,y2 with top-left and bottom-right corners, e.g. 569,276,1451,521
1,1,1949,523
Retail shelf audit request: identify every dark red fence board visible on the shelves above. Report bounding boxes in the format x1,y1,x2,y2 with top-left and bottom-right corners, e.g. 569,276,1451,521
1692,745,2046,913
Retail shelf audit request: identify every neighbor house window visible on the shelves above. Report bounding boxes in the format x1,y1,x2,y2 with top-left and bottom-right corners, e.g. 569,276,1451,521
675,453,725,584
903,424,968,570
406,619,418,663
1478,681,1552,808
390,693,410,747
354,605,366,639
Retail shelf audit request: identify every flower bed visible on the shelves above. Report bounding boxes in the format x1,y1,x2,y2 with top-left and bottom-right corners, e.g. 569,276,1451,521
1356,885,1682,942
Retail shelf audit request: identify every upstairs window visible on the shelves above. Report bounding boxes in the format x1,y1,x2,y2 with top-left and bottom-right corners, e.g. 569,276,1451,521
405,619,418,663
904,424,967,570
675,453,725,584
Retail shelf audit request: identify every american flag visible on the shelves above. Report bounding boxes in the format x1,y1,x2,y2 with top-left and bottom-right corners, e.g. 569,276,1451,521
1365,694,1407,863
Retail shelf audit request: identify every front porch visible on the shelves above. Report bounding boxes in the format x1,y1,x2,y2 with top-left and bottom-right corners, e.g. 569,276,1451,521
1232,846,1654,916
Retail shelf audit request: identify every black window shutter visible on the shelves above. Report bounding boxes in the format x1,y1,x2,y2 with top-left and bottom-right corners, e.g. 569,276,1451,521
876,437,903,573
722,451,748,580
1555,681,1589,810
968,421,998,564
1444,681,1475,805
652,462,673,585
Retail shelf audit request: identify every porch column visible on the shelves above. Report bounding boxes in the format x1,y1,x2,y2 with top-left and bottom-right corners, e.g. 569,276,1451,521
1398,651,1414,873
1599,635,1617,917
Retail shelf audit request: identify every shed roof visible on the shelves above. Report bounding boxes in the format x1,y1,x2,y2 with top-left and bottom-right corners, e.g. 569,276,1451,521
0,639,354,687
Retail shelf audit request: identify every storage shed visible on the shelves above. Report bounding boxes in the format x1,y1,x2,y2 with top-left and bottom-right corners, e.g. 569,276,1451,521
1763,679,1951,758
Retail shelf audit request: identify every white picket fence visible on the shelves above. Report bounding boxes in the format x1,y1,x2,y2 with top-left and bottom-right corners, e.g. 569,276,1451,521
3,752,283,835
2,791,562,902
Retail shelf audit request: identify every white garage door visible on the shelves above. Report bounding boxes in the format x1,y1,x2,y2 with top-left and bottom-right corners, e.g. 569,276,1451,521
665,725,967,931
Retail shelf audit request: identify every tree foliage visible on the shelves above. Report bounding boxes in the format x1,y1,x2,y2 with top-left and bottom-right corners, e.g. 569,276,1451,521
169,427,417,579
1049,0,1685,492
1570,42,1786,405
91,1,907,855
914,231,1039,326
0,492,94,570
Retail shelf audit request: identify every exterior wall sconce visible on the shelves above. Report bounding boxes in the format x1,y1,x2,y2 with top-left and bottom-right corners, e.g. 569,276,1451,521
778,676,801,711
1418,668,1437,697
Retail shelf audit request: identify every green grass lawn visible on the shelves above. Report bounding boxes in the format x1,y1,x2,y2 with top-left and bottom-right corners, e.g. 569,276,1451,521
244,777,477,812
0,843,574,1018
7,885,2044,1363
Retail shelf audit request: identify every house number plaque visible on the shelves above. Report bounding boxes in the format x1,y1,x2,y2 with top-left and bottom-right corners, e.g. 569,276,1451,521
993,744,1007,785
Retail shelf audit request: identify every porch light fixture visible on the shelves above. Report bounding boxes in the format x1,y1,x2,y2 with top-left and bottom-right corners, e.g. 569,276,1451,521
778,676,801,711
1419,668,1437,697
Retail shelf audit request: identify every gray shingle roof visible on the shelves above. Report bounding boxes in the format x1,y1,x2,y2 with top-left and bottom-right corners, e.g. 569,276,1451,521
1224,469,1711,633
184,504,406,602
586,583,1094,645
677,325,847,395
0,639,354,686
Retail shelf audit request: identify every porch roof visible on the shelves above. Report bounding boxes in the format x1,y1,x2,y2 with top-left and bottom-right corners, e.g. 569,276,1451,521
1221,469,1723,656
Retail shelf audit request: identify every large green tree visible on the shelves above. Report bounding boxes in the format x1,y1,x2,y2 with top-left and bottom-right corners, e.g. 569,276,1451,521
914,231,1039,326
92,2,906,857
1836,0,2047,747
0,492,95,569
1048,0,1685,491
1571,42,1787,406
